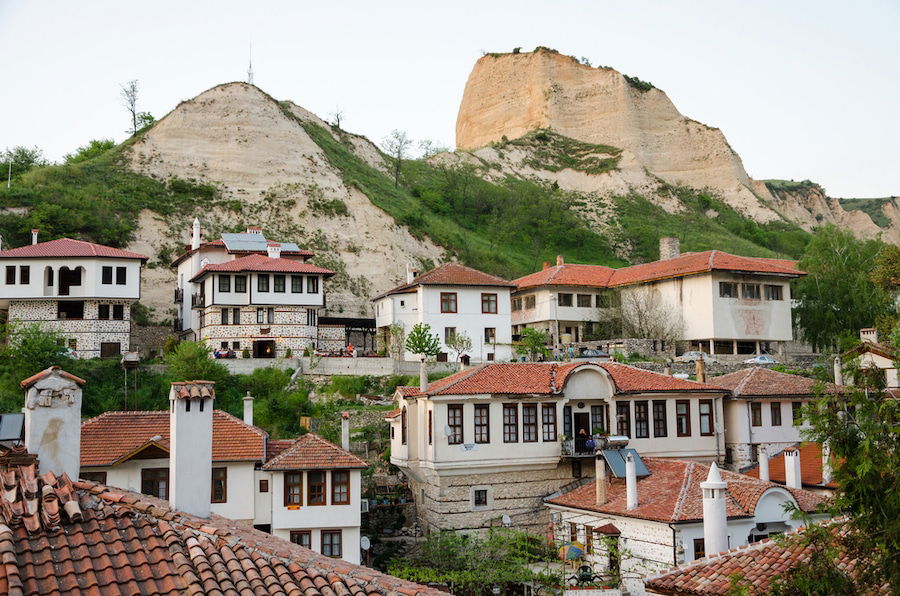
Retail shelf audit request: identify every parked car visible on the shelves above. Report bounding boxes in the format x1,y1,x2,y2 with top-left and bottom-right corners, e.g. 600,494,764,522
573,349,610,362
676,351,718,364
743,354,777,365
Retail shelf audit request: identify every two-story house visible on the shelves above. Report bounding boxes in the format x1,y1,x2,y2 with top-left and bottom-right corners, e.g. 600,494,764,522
373,262,515,363
386,361,726,532
0,232,148,358
173,220,333,358
512,238,804,357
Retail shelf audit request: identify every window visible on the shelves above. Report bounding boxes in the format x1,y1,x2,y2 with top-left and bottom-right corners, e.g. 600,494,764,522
570,523,578,543
307,471,326,505
219,275,231,293
19,266,30,284
474,404,490,443
676,400,691,436
525,295,536,309
141,468,169,499
474,489,488,507
558,293,573,307
591,405,607,435
257,274,269,292
481,293,498,314
634,401,649,439
284,472,302,506
693,538,706,560
307,309,318,326
653,400,667,437
232,341,240,350
331,470,350,504
742,283,761,300
115,266,126,285
563,405,572,437
290,530,311,548
751,402,763,427
234,275,247,293
274,275,286,293
401,407,407,445
291,275,303,293
448,405,463,444
80,471,107,483
101,266,113,284
259,479,269,493
46,267,54,287
5,266,15,285
307,276,319,293
221,341,229,349
616,402,631,437
58,301,85,320
112,304,124,320
764,284,783,300
512,298,521,311
256,308,265,324
771,402,782,426
699,400,714,436
719,282,738,298
100,342,121,358
440,292,457,313
221,308,229,325
541,404,557,441
572,460,582,478
98,304,110,320
484,327,496,343
232,308,240,325
428,411,433,445
503,404,518,443
522,404,538,442
792,401,803,425
444,327,456,343
268,307,275,324
585,526,593,554
577,294,592,307
211,467,227,503
321,530,342,558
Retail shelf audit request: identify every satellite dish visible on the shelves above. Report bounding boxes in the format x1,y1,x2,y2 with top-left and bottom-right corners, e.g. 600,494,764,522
443,425,453,437
360,536,371,550
502,514,511,528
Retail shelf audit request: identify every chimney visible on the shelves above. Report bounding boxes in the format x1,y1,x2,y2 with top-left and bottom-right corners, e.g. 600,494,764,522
663,362,672,376
821,443,833,485
191,217,201,251
0,233,3,251
758,445,770,482
22,366,85,479
267,242,281,259
169,381,215,518
833,356,843,386
243,391,254,426
701,462,729,556
595,454,608,506
419,360,428,392
341,411,351,451
246,226,263,235
556,255,564,267
860,327,878,344
784,449,802,489
695,355,706,384
31,229,39,245
405,263,418,284
542,261,551,270
625,452,638,510
659,237,680,260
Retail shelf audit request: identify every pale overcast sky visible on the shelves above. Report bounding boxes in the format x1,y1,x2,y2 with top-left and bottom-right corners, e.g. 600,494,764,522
1,0,897,198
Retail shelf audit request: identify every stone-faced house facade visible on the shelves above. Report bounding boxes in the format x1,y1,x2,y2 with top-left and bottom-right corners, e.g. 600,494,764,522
0,235,148,358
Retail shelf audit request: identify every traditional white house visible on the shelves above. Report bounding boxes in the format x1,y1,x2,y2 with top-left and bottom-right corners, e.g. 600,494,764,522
173,220,333,358
841,327,899,389
373,262,515,363
545,456,827,595
79,391,366,564
386,361,727,533
0,232,148,358
512,239,804,357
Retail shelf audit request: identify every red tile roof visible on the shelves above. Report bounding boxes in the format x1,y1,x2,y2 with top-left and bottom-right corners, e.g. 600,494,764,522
172,240,314,266
265,438,298,462
189,253,334,281
80,410,267,466
374,262,514,300
262,433,367,471
0,238,148,261
842,341,895,360
19,366,86,388
0,462,438,595
743,442,838,489
714,367,842,399
514,264,616,290
384,408,403,419
169,380,215,399
400,362,724,397
545,458,824,524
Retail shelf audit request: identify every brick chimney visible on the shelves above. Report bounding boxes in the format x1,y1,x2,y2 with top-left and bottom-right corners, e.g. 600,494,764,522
556,255,564,267
542,261,551,270
659,237,680,260
31,229,39,245
21,366,85,479
169,381,215,518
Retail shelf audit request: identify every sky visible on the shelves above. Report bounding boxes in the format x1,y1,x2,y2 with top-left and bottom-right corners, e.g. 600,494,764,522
1,0,897,198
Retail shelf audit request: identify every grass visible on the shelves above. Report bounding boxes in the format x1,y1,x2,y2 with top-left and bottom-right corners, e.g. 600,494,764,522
506,129,621,174
762,179,819,192
838,197,895,229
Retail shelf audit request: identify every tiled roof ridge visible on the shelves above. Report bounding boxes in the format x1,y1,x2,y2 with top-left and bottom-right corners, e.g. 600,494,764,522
0,237,149,260
426,364,489,395
671,461,695,521
214,409,268,440
80,409,169,426
730,367,757,395
598,361,726,392
261,432,367,470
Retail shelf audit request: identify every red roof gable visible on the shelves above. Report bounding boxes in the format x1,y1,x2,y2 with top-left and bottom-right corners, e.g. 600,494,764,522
514,263,616,290
262,433,367,471
0,238,148,261
374,262,514,300
189,253,334,281
743,442,838,489
714,367,842,398
19,366,86,388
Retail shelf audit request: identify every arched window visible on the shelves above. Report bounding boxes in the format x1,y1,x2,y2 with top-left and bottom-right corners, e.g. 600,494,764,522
401,406,408,445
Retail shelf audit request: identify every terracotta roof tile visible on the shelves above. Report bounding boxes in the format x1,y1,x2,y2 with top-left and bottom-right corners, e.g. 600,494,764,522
263,433,367,471
190,253,334,281
80,410,267,466
19,367,86,388
715,367,842,398
514,264,616,290
743,442,839,489
264,439,297,462
0,237,149,261
373,262,514,300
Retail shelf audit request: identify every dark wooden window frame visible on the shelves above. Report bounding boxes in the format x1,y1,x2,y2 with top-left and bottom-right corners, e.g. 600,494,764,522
474,404,490,443
652,400,667,437
284,472,303,506
676,400,692,437
307,471,326,506
699,399,714,436
321,530,342,558
481,292,498,314
634,400,650,439
331,470,350,505
440,292,458,313
503,404,518,443
447,404,464,444
211,467,227,503
522,404,538,442
541,404,557,442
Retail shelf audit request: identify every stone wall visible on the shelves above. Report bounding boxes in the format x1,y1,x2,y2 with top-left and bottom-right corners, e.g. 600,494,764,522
10,300,132,358
317,324,345,352
726,441,796,471
198,305,315,357
131,324,172,358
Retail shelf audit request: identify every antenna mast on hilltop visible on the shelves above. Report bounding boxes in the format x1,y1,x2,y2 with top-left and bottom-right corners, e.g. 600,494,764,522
247,43,254,86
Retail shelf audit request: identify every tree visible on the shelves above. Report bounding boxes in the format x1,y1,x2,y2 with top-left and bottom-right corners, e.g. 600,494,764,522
329,107,344,128
515,328,550,362
120,80,140,135
2,323,68,375
792,225,893,351
381,129,412,186
405,323,441,389
2,146,48,180
418,139,450,159
446,331,472,361
616,286,683,343
163,341,229,386
64,139,116,164
136,112,155,131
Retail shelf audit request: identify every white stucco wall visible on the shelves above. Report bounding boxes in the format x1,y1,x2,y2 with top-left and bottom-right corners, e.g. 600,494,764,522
723,399,810,445
0,257,142,303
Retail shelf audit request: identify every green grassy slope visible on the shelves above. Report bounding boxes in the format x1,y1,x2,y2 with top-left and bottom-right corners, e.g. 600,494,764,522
838,197,896,229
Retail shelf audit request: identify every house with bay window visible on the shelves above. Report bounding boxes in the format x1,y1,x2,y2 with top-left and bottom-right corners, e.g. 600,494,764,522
0,232,148,358
387,361,726,533
373,262,515,363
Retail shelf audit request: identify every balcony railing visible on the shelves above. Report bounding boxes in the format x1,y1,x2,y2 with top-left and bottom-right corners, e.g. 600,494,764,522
191,294,205,308
174,288,184,303
173,317,184,332
561,437,601,457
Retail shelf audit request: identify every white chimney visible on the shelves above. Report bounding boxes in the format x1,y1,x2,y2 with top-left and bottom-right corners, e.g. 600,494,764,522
267,242,281,259
758,445,770,482
860,328,878,344
243,391,254,426
595,454,608,506
246,226,263,235
701,462,729,556
556,255,564,267
784,449,802,489
833,356,843,386
22,366,85,480
0,233,4,251
341,411,351,451
31,228,39,245
405,263,417,284
169,381,215,518
821,442,833,485
659,237,681,260
625,452,638,510
191,218,201,251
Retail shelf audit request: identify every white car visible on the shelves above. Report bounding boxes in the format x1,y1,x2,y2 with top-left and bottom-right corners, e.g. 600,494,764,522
676,351,718,364
743,354,777,365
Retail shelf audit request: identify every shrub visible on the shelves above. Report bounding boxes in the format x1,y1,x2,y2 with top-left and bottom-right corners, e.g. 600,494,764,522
163,341,229,385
